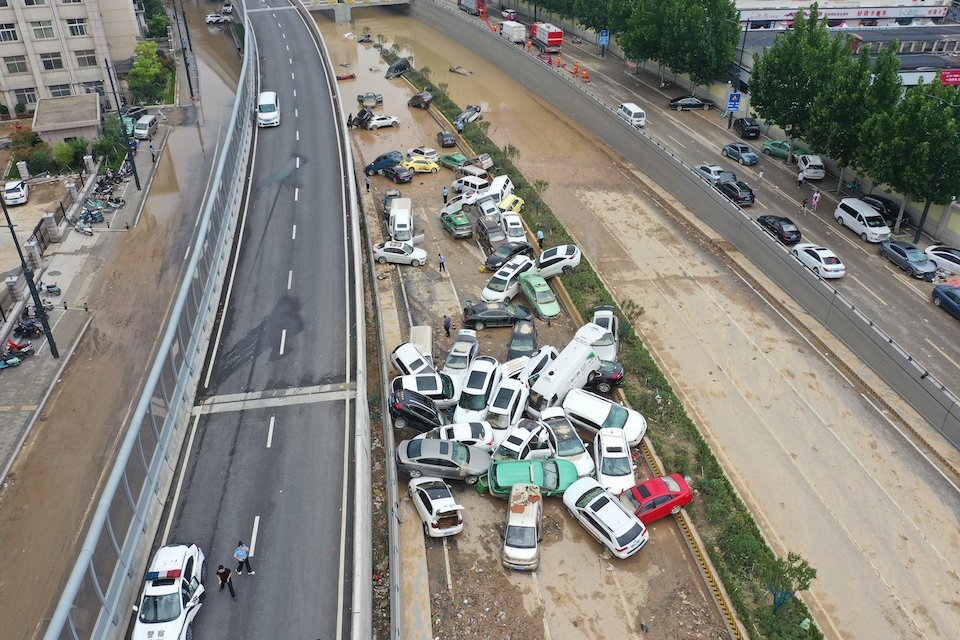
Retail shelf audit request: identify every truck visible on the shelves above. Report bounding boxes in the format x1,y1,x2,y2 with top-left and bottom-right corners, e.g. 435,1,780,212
499,20,526,45
530,22,562,53
458,0,482,16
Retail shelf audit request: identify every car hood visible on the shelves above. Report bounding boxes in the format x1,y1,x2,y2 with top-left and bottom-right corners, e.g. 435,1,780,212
132,620,184,640
562,451,596,477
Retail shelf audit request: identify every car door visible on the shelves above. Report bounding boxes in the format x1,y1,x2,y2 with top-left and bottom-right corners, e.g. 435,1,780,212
416,488,434,521
890,244,907,268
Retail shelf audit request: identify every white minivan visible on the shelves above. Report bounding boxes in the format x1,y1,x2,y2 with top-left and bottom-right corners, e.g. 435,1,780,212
481,255,535,302
797,154,825,180
617,102,646,128
256,91,280,127
485,175,515,205
527,336,601,417
834,198,891,243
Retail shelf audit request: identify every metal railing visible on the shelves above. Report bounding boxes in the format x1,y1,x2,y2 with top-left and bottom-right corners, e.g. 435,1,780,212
43,4,257,638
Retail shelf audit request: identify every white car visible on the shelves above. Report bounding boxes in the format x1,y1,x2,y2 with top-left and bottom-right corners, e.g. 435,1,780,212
562,477,649,559
562,389,647,446
500,212,526,243
366,114,400,130
518,346,558,388
541,407,594,477
374,241,427,266
485,378,529,436
221,2,233,13
454,356,502,422
501,484,542,571
392,373,457,408
2,180,28,205
481,254,535,302
205,13,230,24
694,164,733,185
441,329,479,398
406,146,439,162
131,544,206,640
535,244,581,278
391,342,435,376
594,428,636,495
791,243,846,279
413,421,495,451
590,306,620,362
408,477,464,537
492,418,556,461
924,245,960,275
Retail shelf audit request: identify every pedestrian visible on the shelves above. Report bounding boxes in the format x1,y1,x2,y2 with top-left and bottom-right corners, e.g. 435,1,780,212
443,314,452,338
811,189,821,211
347,112,353,129
216,565,236,600
365,175,371,192
149,143,156,163
455,119,464,134
800,198,808,215
441,186,449,204
438,253,446,273
757,167,764,183
535,229,545,249
797,169,805,188
234,541,255,575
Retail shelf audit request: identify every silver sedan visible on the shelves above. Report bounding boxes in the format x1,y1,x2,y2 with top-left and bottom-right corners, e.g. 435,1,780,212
373,241,427,266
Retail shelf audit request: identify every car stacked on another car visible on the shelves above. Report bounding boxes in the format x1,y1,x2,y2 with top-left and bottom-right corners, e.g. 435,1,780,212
562,389,647,446
757,215,801,245
454,356,502,422
619,474,694,524
485,378,529,434
364,151,403,176
589,306,620,362
534,244,581,278
391,342,434,376
392,373,457,409
482,255,535,303
519,272,561,321
396,438,491,485
462,301,533,330
406,146,439,162
594,428,636,496
487,458,579,498
441,329,480,396
540,408,594,477
484,241,534,272
584,360,625,394
389,389,448,433
477,215,508,254
413,422,495,452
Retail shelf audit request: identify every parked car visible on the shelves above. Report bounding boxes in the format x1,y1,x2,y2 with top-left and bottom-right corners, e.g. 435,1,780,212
791,243,846,278
861,193,902,228
834,198,891,243
482,255,536,303
406,146,440,162
441,210,473,238
396,438,491,484
535,244,581,278
757,215,801,244
924,245,960,275
540,408,594,477
932,284,960,320
507,320,538,360
488,458,578,498
389,389,448,433
669,96,714,111
413,422,495,452
733,117,761,138
454,356,502,422
462,301,532,329
716,179,755,207
205,13,230,24
694,164,735,185
594,428,636,496
384,57,410,79
374,241,426,266
502,8,518,19
484,241,535,272
3,180,29,206
365,115,399,130
356,92,383,106
381,188,402,217
722,143,759,165
437,130,457,147
408,477,464,537
131,544,206,640
391,342,434,375
364,151,403,176
590,306,620,362
562,389,647,446
619,474,694,524
879,240,937,281
501,484,542,571
401,157,440,174
583,360,625,394
469,153,494,170
438,153,468,169
441,329,480,396
408,91,433,109
519,273,561,321
382,164,414,184
486,378,529,433
392,373,456,409
499,193,525,213
500,211,526,243
762,139,800,160
562,477,649,559
477,215,509,254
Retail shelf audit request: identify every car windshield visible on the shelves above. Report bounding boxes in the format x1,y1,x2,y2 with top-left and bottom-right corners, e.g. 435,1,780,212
602,405,629,429
593,332,615,347
864,215,886,228
488,227,506,241
550,423,585,456
505,524,537,549
782,224,798,233
459,391,486,410
575,485,604,508
507,226,525,238
619,490,642,513
450,442,470,464
138,593,181,623
259,104,277,114
541,461,559,490
602,455,632,476
5,184,23,194
823,256,841,265
616,522,644,547
488,412,511,429
492,245,516,260
445,352,469,369
662,476,681,492
535,288,555,304
905,249,927,263
487,276,508,293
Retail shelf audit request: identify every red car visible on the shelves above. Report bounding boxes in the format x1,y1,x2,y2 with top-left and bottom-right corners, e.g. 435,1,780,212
618,474,693,524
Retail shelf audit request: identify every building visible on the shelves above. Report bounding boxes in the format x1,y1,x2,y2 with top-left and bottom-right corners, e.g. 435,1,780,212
0,0,139,116
31,93,99,144
736,0,951,28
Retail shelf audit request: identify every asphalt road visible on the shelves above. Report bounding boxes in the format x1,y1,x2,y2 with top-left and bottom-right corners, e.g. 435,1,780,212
165,2,356,639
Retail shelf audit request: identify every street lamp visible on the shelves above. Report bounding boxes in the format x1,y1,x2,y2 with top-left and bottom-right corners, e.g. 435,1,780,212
1,197,59,359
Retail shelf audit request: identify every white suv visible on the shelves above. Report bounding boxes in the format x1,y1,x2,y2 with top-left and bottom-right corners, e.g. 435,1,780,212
454,356,502,422
481,255,535,302
562,389,647,446
501,484,543,570
492,418,556,461
563,477,649,559
485,378,529,439
535,244,581,278
594,428,636,495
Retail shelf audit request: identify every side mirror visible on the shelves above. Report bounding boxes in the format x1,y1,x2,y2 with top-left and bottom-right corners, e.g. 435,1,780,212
132,605,139,613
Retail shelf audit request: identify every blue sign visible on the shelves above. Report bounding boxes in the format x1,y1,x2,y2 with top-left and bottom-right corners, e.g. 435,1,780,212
599,30,610,46
727,92,742,111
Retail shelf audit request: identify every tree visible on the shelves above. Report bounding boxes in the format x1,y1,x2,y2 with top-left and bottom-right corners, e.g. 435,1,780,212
676,0,740,87
128,41,169,104
573,0,633,35
763,551,817,613
54,142,74,168
620,0,674,72
864,43,902,115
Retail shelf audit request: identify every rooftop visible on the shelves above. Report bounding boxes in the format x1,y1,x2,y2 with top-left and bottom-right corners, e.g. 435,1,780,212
32,95,100,131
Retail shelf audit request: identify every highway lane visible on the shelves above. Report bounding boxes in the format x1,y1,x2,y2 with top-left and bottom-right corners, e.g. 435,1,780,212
166,2,357,639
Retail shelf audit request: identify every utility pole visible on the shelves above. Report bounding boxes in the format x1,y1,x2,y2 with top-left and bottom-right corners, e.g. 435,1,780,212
104,58,141,190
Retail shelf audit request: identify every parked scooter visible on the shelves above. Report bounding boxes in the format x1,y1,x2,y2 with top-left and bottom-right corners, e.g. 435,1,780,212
74,220,94,236
14,320,43,338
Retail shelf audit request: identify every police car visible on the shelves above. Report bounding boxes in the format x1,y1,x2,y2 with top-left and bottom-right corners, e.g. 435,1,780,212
132,543,206,640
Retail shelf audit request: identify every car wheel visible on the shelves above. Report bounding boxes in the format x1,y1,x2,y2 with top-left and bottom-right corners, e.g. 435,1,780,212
377,256,387,264
836,215,844,226
861,232,868,242
408,468,422,478
562,265,574,275
393,416,408,430
763,148,771,155
411,259,422,266
465,475,479,485
423,522,430,536
201,561,207,583
675,105,683,112
738,158,745,165
371,124,379,130
671,504,682,515
474,321,485,330
703,104,711,111
365,168,374,176
815,267,821,277
722,149,728,157
907,266,915,277
392,121,399,127
431,168,438,173
597,381,612,393
934,296,942,307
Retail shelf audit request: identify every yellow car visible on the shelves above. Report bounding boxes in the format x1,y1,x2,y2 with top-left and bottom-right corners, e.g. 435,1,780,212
499,194,525,213
401,157,440,174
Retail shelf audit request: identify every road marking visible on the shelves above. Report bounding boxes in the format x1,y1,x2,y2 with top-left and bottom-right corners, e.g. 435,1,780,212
266,416,275,448
287,269,293,290
282,33,285,39
194,384,358,415
296,130,300,141
295,156,300,169
293,89,296,97
295,108,299,118
279,329,287,355
292,224,297,240
291,72,295,80
249,515,261,556
442,537,454,592
666,134,686,149
161,413,201,544
925,338,960,370
285,44,289,51
289,57,293,65
294,187,299,202
848,274,887,305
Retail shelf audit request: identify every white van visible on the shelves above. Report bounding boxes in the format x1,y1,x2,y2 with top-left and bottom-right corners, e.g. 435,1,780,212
390,209,414,243
834,197,891,243
409,325,435,369
133,115,158,140
797,154,825,180
256,91,280,127
452,175,490,195
526,336,601,417
617,102,646,128
485,175,515,205
455,165,489,181
501,485,543,571
498,20,527,45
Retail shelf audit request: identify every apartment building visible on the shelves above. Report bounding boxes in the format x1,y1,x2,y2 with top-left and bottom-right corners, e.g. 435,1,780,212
0,0,139,115
737,0,951,28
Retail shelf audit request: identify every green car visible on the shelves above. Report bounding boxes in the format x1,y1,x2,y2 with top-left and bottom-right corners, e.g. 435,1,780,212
438,153,469,170
761,139,810,161
519,273,561,321
121,116,136,137
441,210,473,238
487,458,579,498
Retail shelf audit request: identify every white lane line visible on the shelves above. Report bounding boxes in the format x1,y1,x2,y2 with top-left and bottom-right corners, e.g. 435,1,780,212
295,108,299,118
442,537,454,592
295,156,300,169
293,89,296,97
285,45,289,51
161,413,201,544
849,274,887,305
287,269,293,290
291,72,295,80
282,33,286,39
666,134,687,149
294,187,299,202
289,58,293,65
249,515,261,556
279,329,287,355
296,130,300,141
266,416,275,448
924,338,960,371
291,224,297,240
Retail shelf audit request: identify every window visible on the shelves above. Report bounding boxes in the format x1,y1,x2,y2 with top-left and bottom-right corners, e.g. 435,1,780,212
61,0,82,3
82,80,103,95
75,49,96,67
14,87,37,106
49,84,71,97
0,23,18,41
0,0,8,7
40,52,63,70
5,55,27,74
24,0,47,5
66,18,86,36
32,20,54,39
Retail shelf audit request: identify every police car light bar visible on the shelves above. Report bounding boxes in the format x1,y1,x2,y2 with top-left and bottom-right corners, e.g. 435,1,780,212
146,569,183,580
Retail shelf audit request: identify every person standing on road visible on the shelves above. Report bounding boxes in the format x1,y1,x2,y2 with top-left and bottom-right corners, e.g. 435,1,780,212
149,143,156,164
797,169,805,188
365,175,371,192
443,315,452,338
438,253,446,273
234,541,255,575
536,229,545,249
216,565,236,600
757,167,764,183
347,112,354,129
811,189,821,212
441,186,449,204
800,198,808,215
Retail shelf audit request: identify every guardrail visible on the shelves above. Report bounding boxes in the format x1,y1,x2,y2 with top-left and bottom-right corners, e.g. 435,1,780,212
43,4,257,638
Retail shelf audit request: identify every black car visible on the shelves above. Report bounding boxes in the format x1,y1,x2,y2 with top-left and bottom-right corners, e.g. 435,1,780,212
385,57,410,79
669,96,714,111
355,108,374,128
733,117,761,139
507,320,538,360
717,180,755,207
462,301,532,330
364,150,403,176
757,215,801,244
382,188,402,217
437,130,457,148
860,194,902,228
584,360,625,394
484,241,534,272
383,164,414,184
120,105,148,120
389,389,447,433
408,91,433,109
476,215,508,254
